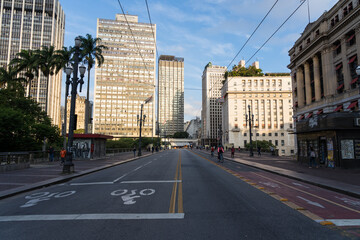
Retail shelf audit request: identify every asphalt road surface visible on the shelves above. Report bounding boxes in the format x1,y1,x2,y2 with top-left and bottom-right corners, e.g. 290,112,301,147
0,149,352,240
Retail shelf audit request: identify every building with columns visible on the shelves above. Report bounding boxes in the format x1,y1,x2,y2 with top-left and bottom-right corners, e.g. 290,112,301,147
221,62,295,156
288,0,360,168
201,62,227,147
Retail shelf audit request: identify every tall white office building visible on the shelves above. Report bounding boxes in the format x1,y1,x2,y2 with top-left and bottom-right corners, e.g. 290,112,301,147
201,62,227,147
0,0,65,126
94,14,156,138
157,55,184,136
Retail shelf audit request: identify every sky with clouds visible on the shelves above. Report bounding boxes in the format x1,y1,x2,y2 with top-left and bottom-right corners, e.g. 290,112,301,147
61,0,339,121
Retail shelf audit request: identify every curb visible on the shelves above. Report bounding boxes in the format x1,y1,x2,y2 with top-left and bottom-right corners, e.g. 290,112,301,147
0,153,154,200
194,150,360,199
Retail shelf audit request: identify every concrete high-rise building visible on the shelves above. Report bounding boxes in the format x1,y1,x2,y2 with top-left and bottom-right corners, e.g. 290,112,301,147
94,14,156,138
157,55,184,136
221,63,295,156
201,62,227,147
0,0,65,126
288,0,360,168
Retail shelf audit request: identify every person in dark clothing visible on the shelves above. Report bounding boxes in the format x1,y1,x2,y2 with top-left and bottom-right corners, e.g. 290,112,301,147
257,146,261,156
48,146,54,162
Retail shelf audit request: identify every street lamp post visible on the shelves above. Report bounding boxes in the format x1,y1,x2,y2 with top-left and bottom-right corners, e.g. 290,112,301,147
246,105,254,157
137,96,152,156
63,36,86,173
63,73,71,149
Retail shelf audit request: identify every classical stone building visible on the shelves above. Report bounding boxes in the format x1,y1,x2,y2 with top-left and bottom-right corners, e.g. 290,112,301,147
201,62,227,147
158,55,184,136
0,0,65,126
288,0,360,168
221,62,295,156
93,14,156,138
63,94,93,132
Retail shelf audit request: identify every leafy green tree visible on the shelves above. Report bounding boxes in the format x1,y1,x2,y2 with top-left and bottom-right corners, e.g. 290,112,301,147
173,132,190,138
36,45,63,113
245,140,276,152
0,66,27,89
10,49,39,96
80,34,108,133
226,64,264,77
0,85,61,151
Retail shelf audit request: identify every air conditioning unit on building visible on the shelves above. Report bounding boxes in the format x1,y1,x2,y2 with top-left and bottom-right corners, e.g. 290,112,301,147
354,118,360,126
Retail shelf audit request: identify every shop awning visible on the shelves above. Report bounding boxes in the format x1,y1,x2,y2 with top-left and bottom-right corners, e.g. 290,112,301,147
306,113,313,118
347,101,358,109
351,77,358,85
334,105,343,112
348,55,357,64
316,109,323,115
299,115,305,120
336,83,344,90
336,64,342,70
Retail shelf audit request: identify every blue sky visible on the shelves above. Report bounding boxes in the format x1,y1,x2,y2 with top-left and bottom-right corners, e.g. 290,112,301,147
61,0,339,121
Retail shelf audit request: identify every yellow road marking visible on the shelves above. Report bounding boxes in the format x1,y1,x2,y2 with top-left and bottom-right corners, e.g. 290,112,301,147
169,151,183,213
252,172,360,214
190,150,360,215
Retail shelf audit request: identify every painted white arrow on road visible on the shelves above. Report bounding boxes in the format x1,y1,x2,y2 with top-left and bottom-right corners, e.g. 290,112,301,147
292,182,310,188
297,196,325,208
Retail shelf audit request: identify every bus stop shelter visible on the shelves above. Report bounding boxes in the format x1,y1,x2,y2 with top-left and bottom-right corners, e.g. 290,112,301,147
72,134,113,159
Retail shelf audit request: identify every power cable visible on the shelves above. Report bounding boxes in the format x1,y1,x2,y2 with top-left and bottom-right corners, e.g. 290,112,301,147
246,0,306,64
227,0,279,70
116,0,152,78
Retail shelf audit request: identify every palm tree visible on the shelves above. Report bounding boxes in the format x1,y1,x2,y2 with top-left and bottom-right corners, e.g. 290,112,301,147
0,66,27,90
36,45,63,114
10,49,39,97
80,34,108,133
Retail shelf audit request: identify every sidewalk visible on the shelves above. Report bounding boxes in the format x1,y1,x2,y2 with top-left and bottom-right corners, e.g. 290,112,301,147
0,151,154,200
195,149,360,198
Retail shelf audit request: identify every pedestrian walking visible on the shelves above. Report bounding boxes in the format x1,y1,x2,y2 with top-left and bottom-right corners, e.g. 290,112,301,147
270,146,275,156
217,145,224,162
60,148,66,165
309,147,317,168
211,146,214,157
48,146,54,162
257,146,261,156
238,146,241,152
152,146,154,153
231,146,235,158
133,147,136,157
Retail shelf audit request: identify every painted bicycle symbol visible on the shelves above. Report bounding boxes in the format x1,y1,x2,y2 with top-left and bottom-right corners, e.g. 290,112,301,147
21,191,76,208
111,189,155,205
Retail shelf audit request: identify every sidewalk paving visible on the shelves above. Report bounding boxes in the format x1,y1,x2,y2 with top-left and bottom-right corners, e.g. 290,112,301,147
195,149,360,198
0,151,154,200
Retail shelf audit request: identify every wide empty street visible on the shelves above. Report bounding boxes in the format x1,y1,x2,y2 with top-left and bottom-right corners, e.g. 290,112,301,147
0,149,354,240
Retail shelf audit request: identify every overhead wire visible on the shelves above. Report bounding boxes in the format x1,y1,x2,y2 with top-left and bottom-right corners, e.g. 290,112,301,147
194,0,280,119
116,0,152,78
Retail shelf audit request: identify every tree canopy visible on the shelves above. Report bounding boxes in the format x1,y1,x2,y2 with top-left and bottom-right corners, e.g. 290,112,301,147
172,132,190,138
227,65,264,77
0,86,61,151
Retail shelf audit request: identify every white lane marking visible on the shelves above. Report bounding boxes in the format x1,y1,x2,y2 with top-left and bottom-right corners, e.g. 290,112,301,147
0,213,185,221
297,196,325,208
335,196,360,207
121,180,181,184
70,182,113,186
113,173,128,183
315,219,360,226
292,182,310,188
21,191,76,208
259,181,280,188
114,161,152,183
111,189,156,205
